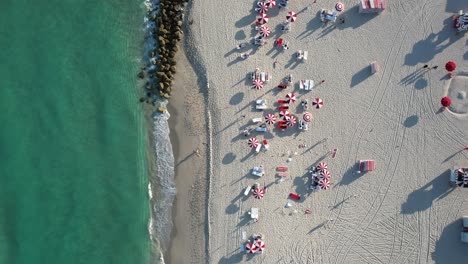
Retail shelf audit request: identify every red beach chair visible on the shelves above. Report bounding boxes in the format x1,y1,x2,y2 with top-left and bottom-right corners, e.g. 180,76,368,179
277,166,288,171
277,99,289,105
277,172,288,177
289,193,301,200
359,160,375,172
279,106,289,111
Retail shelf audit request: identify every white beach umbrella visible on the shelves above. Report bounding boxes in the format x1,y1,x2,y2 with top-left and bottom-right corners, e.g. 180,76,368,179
248,137,259,148
246,242,257,253
303,112,312,122
286,11,297,23
286,115,297,127
265,114,276,125
286,93,296,103
335,2,344,12
266,0,276,8
252,79,264,90
279,110,290,120
256,1,269,13
259,25,271,38
319,179,331,190
312,97,323,109
256,13,269,25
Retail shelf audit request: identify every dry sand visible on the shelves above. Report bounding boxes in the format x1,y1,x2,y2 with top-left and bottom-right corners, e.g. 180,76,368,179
174,0,468,263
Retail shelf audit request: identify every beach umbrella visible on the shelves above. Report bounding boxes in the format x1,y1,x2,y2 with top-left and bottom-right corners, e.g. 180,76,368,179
319,169,331,180
265,113,276,125
303,112,313,122
255,240,266,252
286,93,296,103
256,13,269,25
445,61,456,72
286,115,297,127
252,79,264,90
312,98,324,109
253,188,265,199
286,11,297,23
245,242,257,254
441,96,451,107
279,110,291,120
248,137,259,148
256,1,268,14
266,0,276,8
259,25,271,38
335,2,344,12
317,162,328,172
319,179,331,190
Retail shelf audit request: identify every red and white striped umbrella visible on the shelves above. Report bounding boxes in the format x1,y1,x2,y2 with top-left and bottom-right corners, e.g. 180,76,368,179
319,169,331,180
253,188,265,199
286,11,297,23
256,13,269,25
312,98,323,109
265,114,276,125
248,137,259,148
255,240,266,251
319,179,331,190
259,25,271,38
286,93,296,103
279,110,290,120
303,112,312,122
246,242,257,254
335,2,344,12
286,115,297,127
252,79,264,90
317,162,328,172
256,1,268,13
266,0,276,8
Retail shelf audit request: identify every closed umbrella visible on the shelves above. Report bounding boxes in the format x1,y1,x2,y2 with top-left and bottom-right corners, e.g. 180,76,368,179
265,113,276,125
445,61,456,72
441,96,451,107
335,2,344,12
312,97,323,109
303,112,312,122
286,11,297,22
248,137,259,148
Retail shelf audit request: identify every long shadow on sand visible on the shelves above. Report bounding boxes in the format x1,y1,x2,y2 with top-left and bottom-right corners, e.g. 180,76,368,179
404,17,459,66
338,164,362,186
350,66,372,87
432,219,468,263
401,170,454,214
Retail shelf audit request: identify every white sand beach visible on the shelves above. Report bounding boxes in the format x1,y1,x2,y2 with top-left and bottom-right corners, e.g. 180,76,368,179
175,0,468,263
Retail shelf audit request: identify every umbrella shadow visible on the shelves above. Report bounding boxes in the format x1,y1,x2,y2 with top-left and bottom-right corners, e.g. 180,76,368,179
403,115,419,128
432,218,468,263
225,203,240,214
401,170,454,214
337,164,360,186
284,53,302,69
404,17,459,66
414,77,428,90
219,251,245,264
223,152,237,164
235,12,256,28
230,92,245,105
298,15,322,39
350,65,371,87
292,171,311,202
337,6,379,30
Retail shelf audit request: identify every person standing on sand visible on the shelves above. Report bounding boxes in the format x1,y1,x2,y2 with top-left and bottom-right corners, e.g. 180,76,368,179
423,64,429,69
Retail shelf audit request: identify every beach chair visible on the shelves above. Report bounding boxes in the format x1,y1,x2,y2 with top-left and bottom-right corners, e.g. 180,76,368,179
265,72,271,83
279,106,289,111
358,160,375,173
277,172,288,177
261,72,266,82
303,51,308,60
256,104,267,110
370,61,379,74
296,50,303,60
244,185,252,196
299,80,305,90
277,122,287,130
286,74,293,86
255,144,262,153
256,99,267,105
255,126,267,132
277,99,288,105
289,193,301,200
277,166,288,171
255,68,261,80
249,208,259,220
252,117,262,123
252,166,264,177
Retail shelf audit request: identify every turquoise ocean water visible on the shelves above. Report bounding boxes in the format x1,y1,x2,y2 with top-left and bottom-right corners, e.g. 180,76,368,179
0,1,150,263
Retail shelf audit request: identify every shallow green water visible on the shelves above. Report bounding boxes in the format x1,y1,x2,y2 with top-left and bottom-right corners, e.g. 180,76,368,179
0,1,149,263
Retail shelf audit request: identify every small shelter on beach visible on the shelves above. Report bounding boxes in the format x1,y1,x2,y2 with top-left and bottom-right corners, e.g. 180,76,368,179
359,0,386,13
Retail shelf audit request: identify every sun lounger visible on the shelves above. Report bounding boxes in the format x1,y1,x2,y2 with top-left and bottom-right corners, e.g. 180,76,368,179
277,172,288,177
277,99,288,105
279,106,289,111
252,166,264,177
296,50,303,59
252,117,262,123
277,166,288,171
261,72,266,82
303,51,308,60
256,104,267,110
250,208,259,219
370,61,379,74
255,144,262,153
255,126,267,132
265,72,271,82
244,185,252,196
289,193,301,200
256,99,267,105
358,160,375,173
299,80,305,89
